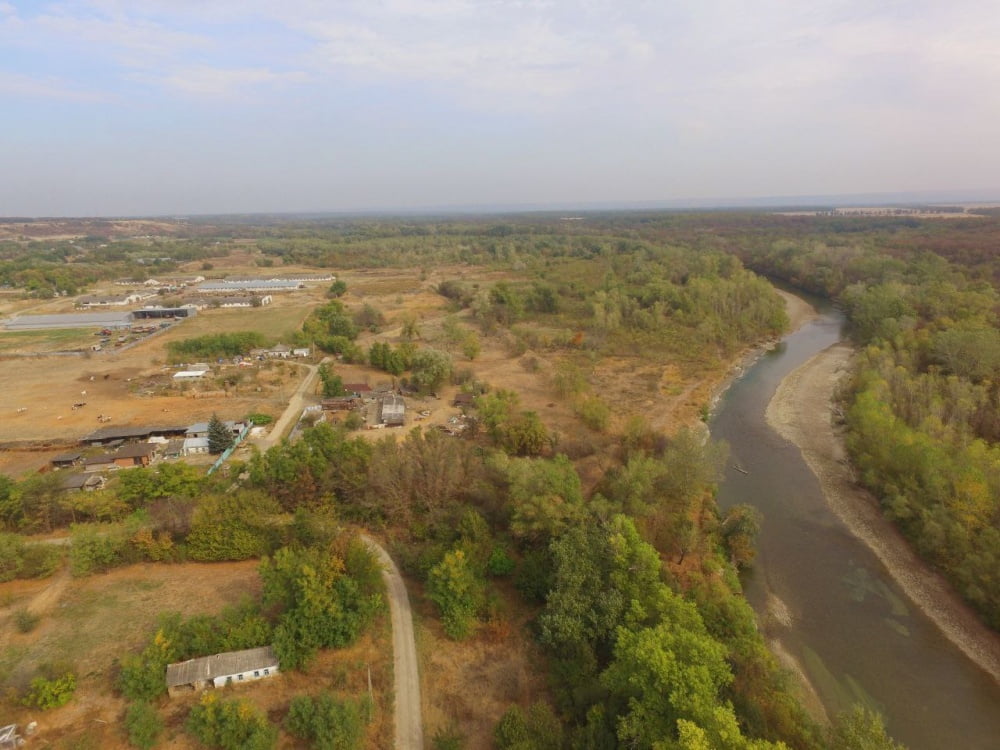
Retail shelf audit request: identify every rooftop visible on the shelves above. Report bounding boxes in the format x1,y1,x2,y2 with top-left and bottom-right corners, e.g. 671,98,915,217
166,646,278,687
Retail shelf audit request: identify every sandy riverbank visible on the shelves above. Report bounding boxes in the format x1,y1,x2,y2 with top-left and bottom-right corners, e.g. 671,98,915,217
765,343,1000,684
776,289,818,332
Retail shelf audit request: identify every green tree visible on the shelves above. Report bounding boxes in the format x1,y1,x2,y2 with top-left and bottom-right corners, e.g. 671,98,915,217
126,701,163,750
260,543,382,668
720,504,762,568
207,413,235,454
285,692,368,749
187,693,277,750
828,706,905,750
411,348,454,392
505,454,585,542
319,363,347,397
427,549,483,640
328,279,348,298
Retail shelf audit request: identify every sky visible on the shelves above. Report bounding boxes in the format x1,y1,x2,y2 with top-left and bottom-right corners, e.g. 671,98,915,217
2,0,999,216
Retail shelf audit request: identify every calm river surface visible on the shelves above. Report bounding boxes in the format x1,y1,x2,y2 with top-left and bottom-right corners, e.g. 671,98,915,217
712,305,1000,750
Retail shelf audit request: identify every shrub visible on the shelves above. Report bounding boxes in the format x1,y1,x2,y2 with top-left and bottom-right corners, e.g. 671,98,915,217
22,669,77,709
187,693,277,750
575,396,611,432
486,546,515,577
13,608,39,633
69,522,131,576
427,550,483,640
285,693,369,749
433,724,466,750
126,701,163,750
117,631,175,702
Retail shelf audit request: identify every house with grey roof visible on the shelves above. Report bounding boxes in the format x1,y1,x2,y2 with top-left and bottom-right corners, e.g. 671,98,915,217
165,646,279,696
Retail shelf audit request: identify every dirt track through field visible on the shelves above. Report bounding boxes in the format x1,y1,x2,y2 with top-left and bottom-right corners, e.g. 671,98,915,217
362,535,424,749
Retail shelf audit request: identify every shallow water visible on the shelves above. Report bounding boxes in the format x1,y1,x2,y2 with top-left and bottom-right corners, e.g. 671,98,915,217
712,307,1000,750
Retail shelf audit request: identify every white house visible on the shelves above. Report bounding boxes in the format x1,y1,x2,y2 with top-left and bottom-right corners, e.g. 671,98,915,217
292,347,311,357
165,646,279,696
182,436,210,455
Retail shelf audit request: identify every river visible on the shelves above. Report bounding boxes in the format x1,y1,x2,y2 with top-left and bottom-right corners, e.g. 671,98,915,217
711,303,1000,750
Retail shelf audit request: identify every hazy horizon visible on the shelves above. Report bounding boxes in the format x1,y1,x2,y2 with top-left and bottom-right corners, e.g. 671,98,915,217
3,1,999,217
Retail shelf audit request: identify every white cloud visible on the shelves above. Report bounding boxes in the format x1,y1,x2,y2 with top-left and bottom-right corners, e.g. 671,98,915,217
155,66,308,96
0,70,107,101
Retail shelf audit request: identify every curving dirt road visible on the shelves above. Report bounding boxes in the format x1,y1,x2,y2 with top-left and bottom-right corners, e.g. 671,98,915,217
362,535,424,749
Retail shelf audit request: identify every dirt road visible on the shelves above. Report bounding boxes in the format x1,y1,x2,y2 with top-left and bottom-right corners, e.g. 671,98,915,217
362,535,424,750
255,360,323,450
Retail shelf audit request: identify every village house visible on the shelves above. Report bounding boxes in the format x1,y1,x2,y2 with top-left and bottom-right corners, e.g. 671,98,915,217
343,383,372,397
185,420,245,440
60,473,106,492
165,646,279,696
83,443,157,471
182,436,210,455
50,452,82,469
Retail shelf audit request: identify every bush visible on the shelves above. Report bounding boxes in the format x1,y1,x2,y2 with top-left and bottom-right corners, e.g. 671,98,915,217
13,608,39,633
427,549,483,640
0,533,59,582
22,669,77,709
126,701,163,750
117,631,175,702
433,724,466,750
187,693,277,750
486,546,515,577
575,396,611,432
285,692,369,749
69,522,131,576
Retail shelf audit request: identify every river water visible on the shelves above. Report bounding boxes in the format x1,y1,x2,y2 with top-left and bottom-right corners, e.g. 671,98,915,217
712,305,1000,750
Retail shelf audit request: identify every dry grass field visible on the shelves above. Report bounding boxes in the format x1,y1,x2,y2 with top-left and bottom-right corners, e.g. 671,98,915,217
0,559,394,749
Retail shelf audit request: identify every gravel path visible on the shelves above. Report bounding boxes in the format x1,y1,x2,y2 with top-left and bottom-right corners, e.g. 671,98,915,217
362,535,424,749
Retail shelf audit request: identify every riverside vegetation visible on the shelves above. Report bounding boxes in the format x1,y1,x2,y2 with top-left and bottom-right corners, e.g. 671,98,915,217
3,211,985,747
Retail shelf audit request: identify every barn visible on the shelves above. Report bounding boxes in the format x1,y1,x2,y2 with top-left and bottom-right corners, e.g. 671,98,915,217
165,646,279,696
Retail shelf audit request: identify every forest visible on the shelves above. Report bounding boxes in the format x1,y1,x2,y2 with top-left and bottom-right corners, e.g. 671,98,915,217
7,210,995,748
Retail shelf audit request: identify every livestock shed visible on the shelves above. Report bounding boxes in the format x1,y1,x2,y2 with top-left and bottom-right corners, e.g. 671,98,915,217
3,311,133,331
379,393,406,426
133,306,196,319
83,425,188,446
166,646,279,696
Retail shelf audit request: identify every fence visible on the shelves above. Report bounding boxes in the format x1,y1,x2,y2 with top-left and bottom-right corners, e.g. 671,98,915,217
207,421,252,475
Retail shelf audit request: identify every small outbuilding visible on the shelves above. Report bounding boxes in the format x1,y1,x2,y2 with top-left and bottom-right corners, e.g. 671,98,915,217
182,437,210,455
60,473,106,492
452,392,475,409
379,393,406,426
165,646,279,697
50,452,83,469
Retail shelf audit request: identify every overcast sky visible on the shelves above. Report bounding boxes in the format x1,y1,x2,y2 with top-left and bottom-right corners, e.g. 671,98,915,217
2,0,999,216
